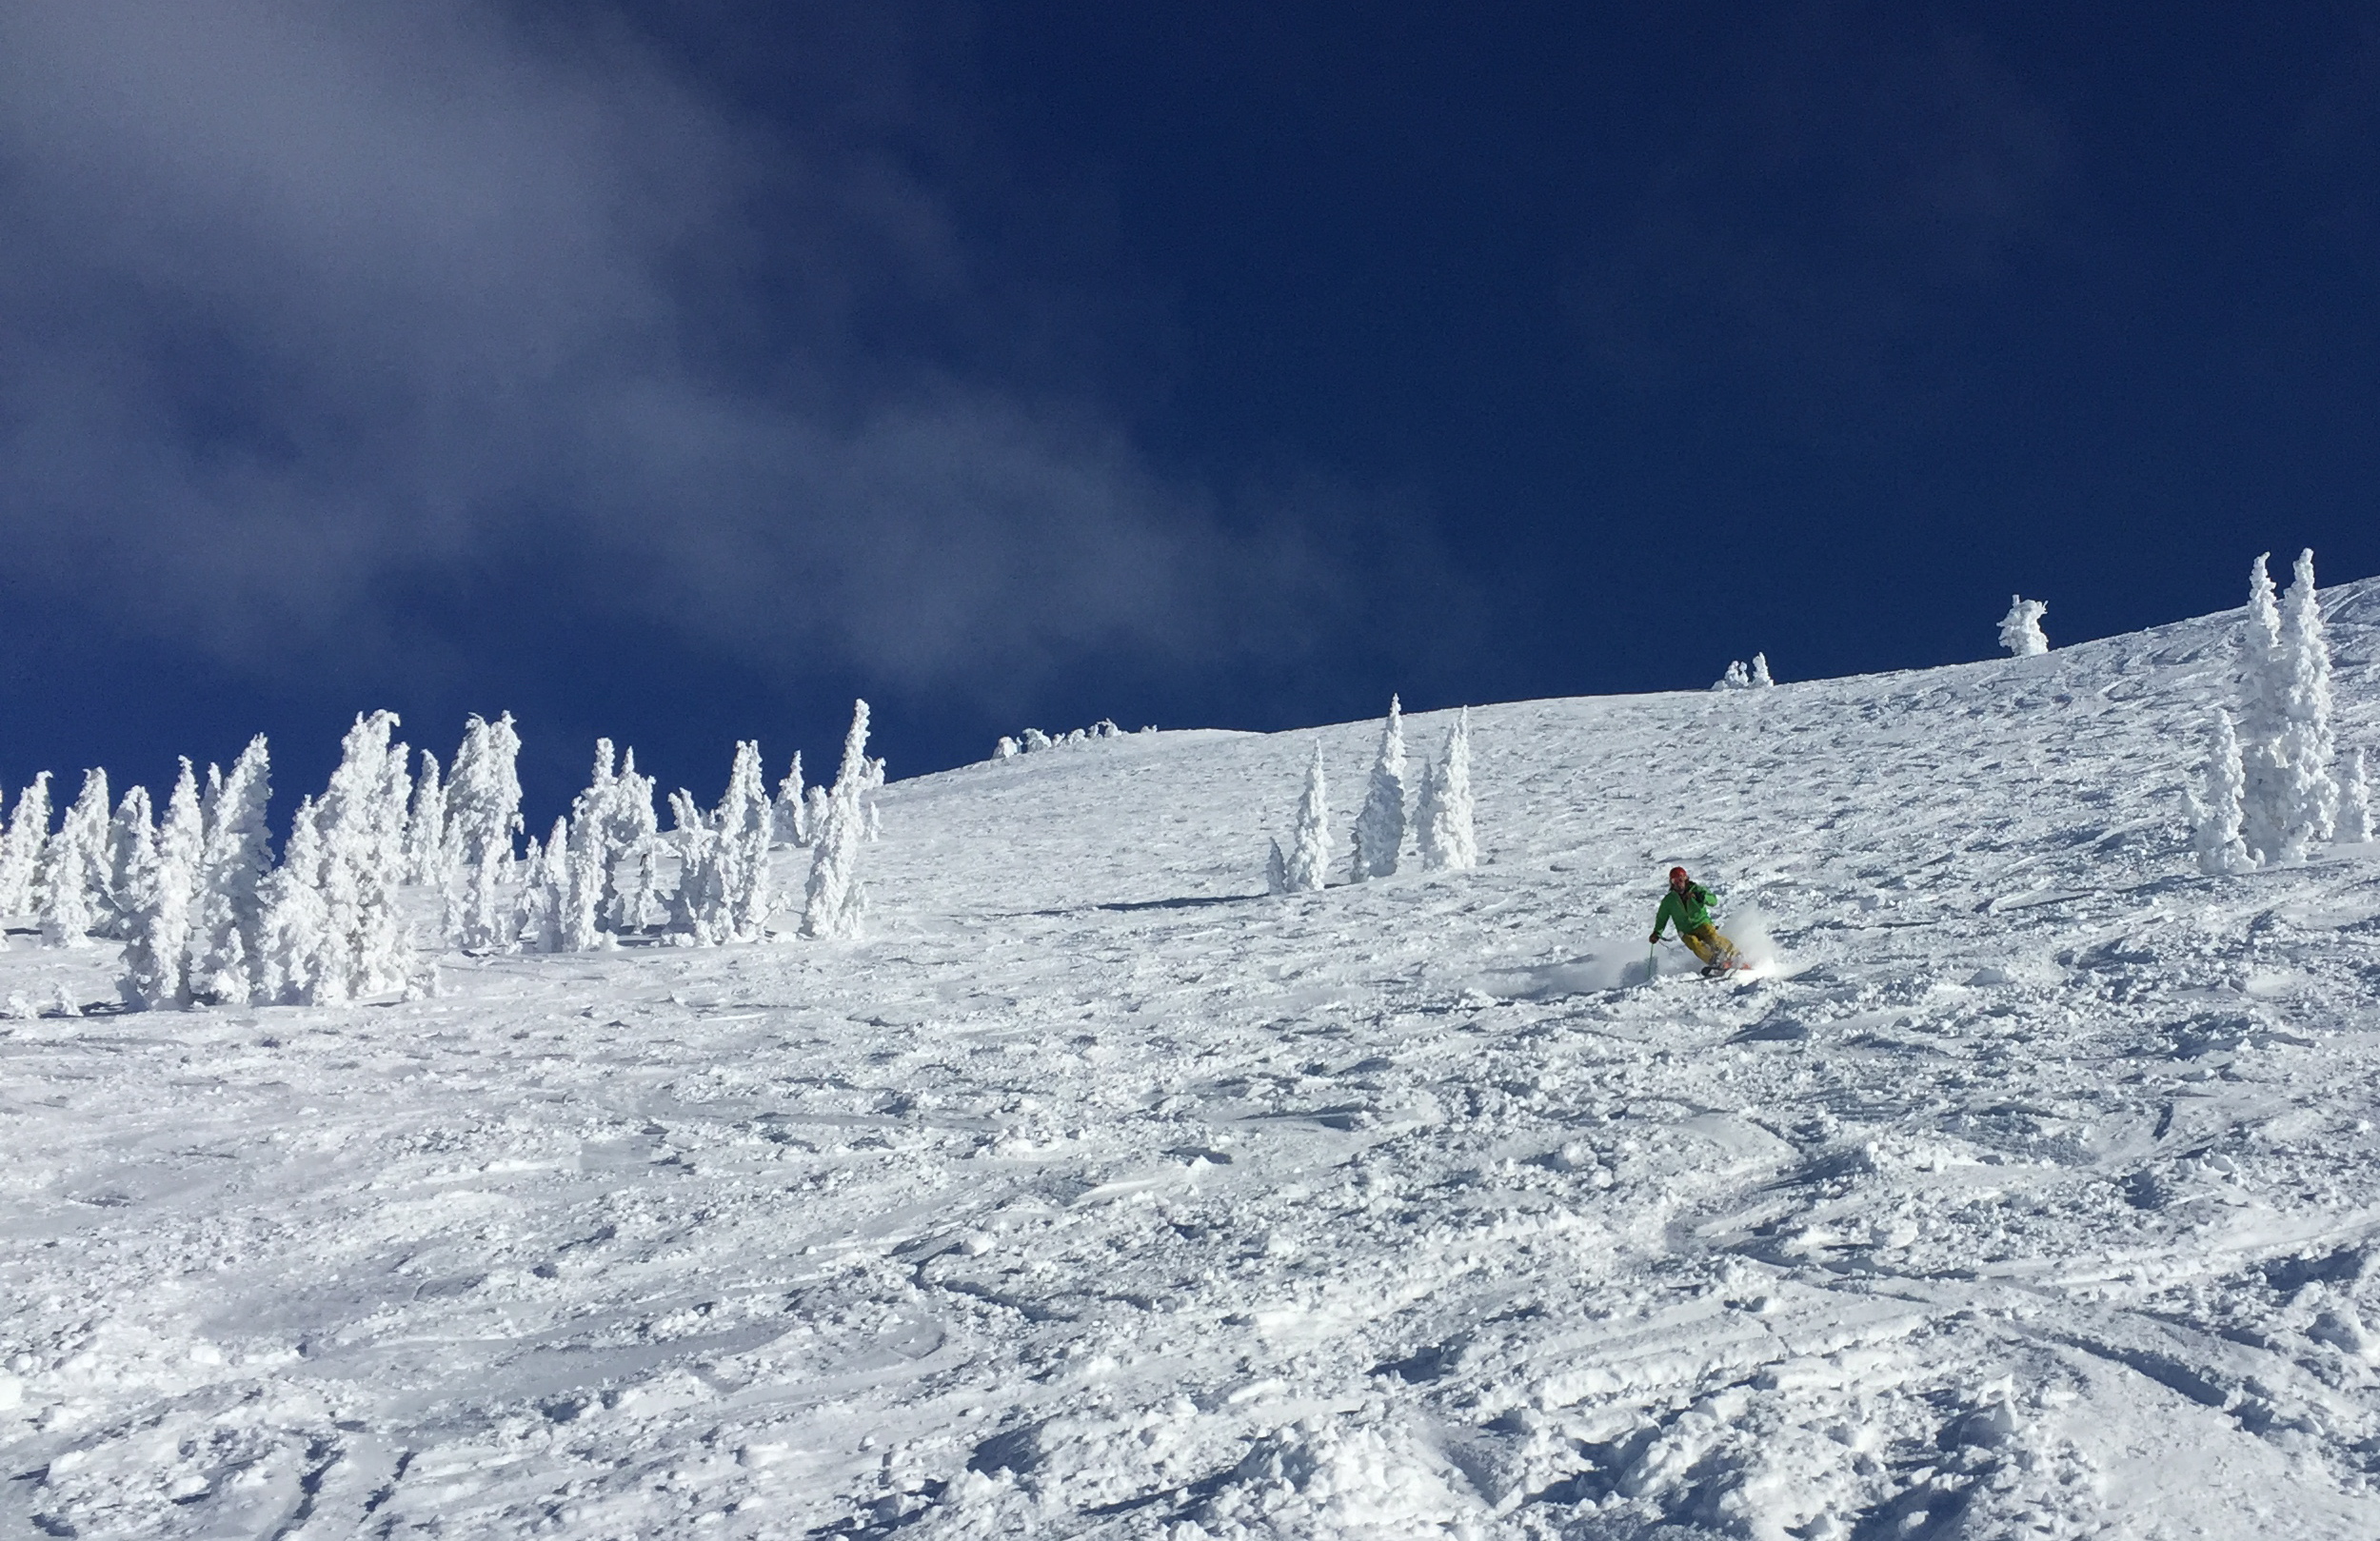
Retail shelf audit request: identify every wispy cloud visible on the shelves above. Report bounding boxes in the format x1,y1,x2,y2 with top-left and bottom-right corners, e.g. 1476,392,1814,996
0,1,1400,695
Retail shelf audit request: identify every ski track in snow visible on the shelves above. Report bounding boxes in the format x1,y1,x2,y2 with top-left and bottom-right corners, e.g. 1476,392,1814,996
9,592,2380,1538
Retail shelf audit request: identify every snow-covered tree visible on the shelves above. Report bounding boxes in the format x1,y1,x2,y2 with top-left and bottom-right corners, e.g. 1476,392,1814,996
256,799,333,1003
404,750,446,886
863,756,887,842
1265,837,1290,895
371,734,413,889
2272,549,2338,863
442,714,524,951
1350,696,1407,880
104,785,156,938
2186,709,2253,876
2339,748,2374,845
1417,709,1478,872
1279,741,1331,893
558,811,606,952
2237,553,2290,864
610,834,670,934
547,741,634,952
317,711,413,999
0,773,51,915
444,713,525,871
1749,653,1775,687
1712,661,1752,691
188,737,271,1004
682,741,773,944
1999,597,2049,657
2217,550,2344,867
601,748,659,852
40,768,111,947
595,749,661,934
260,711,413,1003
513,816,568,954
122,760,203,1009
802,701,872,939
724,743,775,938
773,752,807,844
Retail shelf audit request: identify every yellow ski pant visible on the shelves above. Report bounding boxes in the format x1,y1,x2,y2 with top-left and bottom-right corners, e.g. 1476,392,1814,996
1679,924,1737,967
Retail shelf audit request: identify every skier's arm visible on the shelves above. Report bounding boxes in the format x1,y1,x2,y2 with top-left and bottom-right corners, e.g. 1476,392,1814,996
1649,894,1676,941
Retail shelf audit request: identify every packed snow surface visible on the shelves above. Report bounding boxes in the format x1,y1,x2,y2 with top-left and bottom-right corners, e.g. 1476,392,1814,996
10,588,2380,1539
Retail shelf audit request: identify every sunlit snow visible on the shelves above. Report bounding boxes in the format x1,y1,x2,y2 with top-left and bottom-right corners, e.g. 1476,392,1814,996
8,585,2380,1537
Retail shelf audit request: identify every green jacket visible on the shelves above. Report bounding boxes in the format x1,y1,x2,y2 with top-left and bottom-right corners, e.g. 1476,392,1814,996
1651,883,1716,938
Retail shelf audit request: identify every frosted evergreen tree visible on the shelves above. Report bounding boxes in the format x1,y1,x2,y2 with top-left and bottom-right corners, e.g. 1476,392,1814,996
603,748,659,850
0,772,51,915
122,761,203,1009
1998,597,2049,657
256,799,332,1003
863,757,887,842
773,752,807,844
1279,741,1331,893
551,741,625,951
371,734,413,890
104,785,156,939
512,816,567,953
442,713,524,951
559,811,607,952
319,711,413,998
442,712,524,873
1409,758,1439,855
2237,553,2290,864
1417,708,1478,872
2186,709,2254,876
667,788,716,937
1749,653,1775,687
188,737,271,1004
684,741,773,944
595,749,660,933
802,783,830,846
261,711,412,1003
40,768,111,948
2339,749,2375,845
1265,837,1290,895
404,750,446,886
610,835,670,933
1712,661,1752,691
723,742,775,938
2272,549,2338,863
1350,696,1407,880
802,701,872,939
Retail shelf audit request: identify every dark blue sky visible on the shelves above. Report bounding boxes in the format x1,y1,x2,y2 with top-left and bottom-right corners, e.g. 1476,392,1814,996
1,2,2374,822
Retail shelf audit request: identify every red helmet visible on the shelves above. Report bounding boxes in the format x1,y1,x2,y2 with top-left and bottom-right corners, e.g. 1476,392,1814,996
1668,866,1689,883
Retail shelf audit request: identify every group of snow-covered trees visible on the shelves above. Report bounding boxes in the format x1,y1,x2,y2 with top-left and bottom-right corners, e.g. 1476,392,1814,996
1266,697,1478,894
1713,654,1775,691
2188,550,2373,874
0,700,883,1010
991,720,1148,761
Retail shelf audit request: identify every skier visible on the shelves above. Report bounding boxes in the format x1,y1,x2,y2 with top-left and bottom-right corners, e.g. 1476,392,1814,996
1649,866,1741,976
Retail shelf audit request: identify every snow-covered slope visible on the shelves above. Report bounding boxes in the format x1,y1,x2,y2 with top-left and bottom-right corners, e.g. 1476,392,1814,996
8,585,2380,1539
